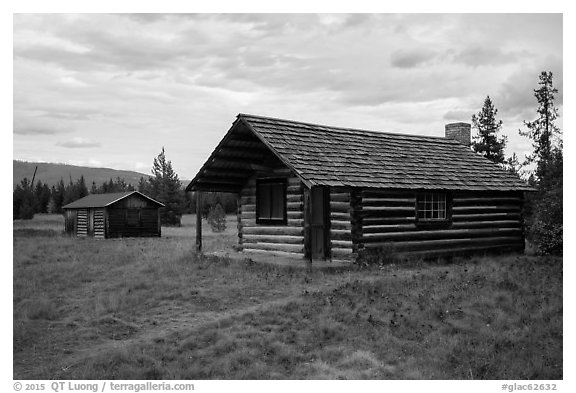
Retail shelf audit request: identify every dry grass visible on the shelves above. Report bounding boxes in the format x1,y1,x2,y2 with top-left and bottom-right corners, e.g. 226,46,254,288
13,214,562,379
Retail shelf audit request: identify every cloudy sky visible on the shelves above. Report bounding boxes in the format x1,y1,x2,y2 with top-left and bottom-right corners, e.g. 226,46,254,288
13,13,563,180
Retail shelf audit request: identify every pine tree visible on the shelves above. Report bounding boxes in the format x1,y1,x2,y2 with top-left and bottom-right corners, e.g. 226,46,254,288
34,181,51,213
504,153,522,177
76,175,88,199
53,179,66,213
13,178,35,219
63,178,77,206
519,71,561,180
149,147,184,226
519,71,563,255
90,181,98,194
47,197,57,214
137,176,151,195
471,96,507,164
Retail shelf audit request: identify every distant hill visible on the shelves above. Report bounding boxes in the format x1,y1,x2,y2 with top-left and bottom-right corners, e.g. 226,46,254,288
13,160,151,188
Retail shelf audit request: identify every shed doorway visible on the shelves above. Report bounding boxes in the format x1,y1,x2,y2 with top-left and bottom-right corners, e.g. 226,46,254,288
311,186,330,260
87,209,94,236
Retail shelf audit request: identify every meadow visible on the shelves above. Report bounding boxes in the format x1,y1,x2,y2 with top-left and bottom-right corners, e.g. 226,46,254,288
13,214,562,379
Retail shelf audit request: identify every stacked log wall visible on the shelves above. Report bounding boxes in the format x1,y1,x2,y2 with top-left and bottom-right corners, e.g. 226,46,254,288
76,209,88,237
238,173,305,258
359,189,524,258
93,208,105,238
329,187,355,262
107,207,161,238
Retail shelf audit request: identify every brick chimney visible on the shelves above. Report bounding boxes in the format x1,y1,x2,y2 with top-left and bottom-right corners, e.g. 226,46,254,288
445,122,471,146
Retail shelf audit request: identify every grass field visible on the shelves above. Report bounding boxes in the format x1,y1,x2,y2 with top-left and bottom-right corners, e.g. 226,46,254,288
13,214,563,379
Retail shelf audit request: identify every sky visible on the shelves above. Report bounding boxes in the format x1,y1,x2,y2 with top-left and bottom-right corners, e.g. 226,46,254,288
13,13,563,181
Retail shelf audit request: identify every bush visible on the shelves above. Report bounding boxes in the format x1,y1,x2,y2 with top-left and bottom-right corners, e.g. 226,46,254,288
162,209,181,227
207,204,226,233
356,244,399,267
528,185,562,255
525,149,562,256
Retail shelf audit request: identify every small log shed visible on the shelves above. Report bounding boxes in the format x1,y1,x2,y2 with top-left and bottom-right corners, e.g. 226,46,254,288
62,191,164,238
186,114,534,262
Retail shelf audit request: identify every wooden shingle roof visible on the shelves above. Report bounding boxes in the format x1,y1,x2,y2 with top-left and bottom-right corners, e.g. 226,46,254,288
62,191,164,209
188,114,533,192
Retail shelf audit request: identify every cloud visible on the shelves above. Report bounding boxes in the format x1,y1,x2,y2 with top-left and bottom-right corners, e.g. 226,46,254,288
496,56,563,118
12,14,562,176
13,117,73,135
56,137,101,148
443,110,473,121
390,48,437,68
14,125,67,135
452,47,530,67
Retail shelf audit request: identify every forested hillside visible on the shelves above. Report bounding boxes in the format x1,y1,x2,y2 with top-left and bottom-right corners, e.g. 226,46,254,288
13,160,150,188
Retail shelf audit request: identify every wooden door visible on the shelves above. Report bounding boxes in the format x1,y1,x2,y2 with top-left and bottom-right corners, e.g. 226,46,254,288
311,186,329,260
87,209,94,236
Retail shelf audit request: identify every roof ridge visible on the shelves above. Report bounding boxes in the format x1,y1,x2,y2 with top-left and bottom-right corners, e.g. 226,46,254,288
237,113,459,143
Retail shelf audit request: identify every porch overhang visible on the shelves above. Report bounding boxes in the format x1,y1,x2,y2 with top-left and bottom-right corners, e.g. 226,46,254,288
186,117,312,193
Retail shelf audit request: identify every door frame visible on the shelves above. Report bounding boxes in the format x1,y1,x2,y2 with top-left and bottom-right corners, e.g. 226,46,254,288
87,208,94,236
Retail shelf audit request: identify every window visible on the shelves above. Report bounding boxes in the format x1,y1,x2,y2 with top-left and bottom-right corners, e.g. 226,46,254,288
417,193,448,221
256,179,287,225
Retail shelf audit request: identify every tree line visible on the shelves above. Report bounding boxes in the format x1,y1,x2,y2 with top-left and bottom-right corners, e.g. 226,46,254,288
13,175,136,220
13,148,238,225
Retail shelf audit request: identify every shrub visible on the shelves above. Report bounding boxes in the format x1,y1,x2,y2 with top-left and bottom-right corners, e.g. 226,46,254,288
528,185,562,255
207,203,226,233
356,244,399,267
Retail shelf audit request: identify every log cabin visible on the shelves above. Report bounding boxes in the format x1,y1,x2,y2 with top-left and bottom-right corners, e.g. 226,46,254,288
62,191,164,238
186,114,533,262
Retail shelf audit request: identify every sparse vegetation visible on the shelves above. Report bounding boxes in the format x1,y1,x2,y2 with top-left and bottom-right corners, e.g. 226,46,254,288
207,203,227,233
13,215,562,379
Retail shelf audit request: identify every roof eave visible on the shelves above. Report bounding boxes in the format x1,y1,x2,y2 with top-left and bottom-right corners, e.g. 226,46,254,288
185,118,245,193
238,116,314,189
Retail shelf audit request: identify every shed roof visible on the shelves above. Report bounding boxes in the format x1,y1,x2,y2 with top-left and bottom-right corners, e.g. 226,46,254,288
187,114,533,192
62,191,164,209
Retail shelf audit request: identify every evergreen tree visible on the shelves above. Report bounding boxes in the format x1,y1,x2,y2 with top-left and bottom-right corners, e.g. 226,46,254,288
504,153,522,177
53,179,66,213
471,95,507,164
76,175,88,199
47,197,57,214
13,178,35,219
137,176,151,195
63,178,77,206
519,71,561,180
34,181,51,213
90,181,98,194
149,147,184,226
519,71,563,255
13,184,24,219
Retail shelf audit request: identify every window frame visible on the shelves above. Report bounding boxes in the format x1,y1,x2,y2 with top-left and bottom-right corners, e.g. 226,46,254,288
255,178,287,225
415,191,452,227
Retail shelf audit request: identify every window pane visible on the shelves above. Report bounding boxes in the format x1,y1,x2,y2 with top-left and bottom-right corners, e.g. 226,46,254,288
257,184,271,219
270,184,285,219
418,193,447,221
